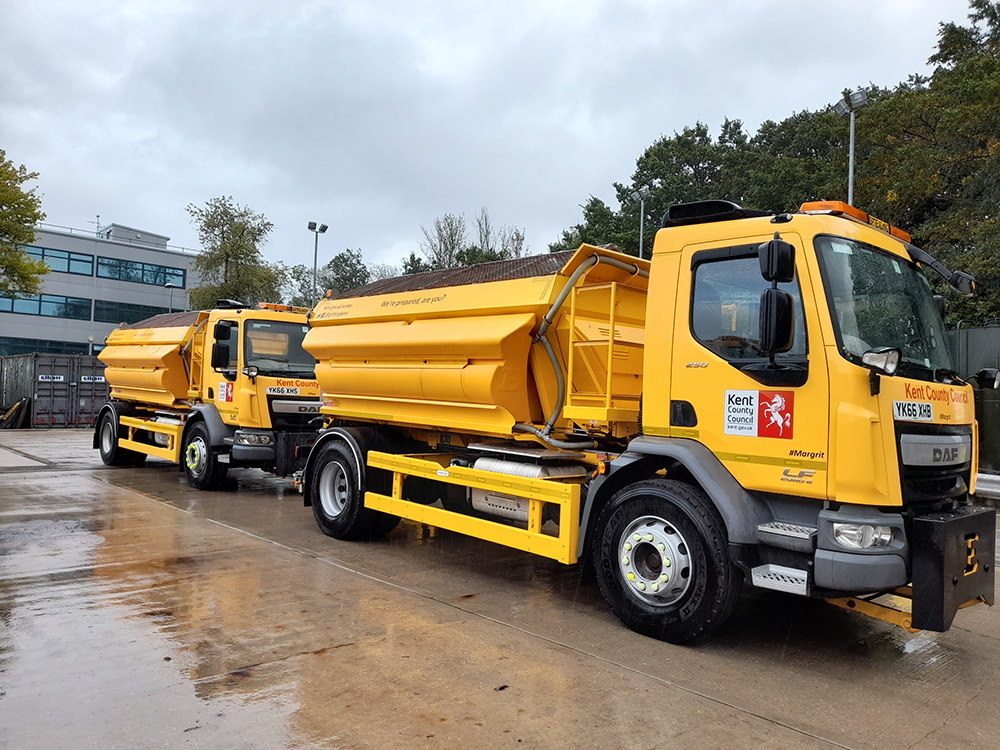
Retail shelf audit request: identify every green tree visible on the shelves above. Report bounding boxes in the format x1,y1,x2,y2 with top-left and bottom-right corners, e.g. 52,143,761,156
284,249,373,305
549,113,845,256
186,196,282,309
402,251,432,275
0,149,49,297
857,0,1000,321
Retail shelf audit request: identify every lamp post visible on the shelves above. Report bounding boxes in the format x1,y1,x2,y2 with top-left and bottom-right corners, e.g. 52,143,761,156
832,89,868,206
630,186,652,259
164,282,176,313
307,221,329,306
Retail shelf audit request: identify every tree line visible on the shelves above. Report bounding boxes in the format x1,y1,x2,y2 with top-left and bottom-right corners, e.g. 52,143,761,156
184,201,529,309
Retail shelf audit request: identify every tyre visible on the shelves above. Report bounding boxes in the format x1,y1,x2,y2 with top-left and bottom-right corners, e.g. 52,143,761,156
182,421,228,490
594,479,741,643
98,410,146,467
309,441,399,539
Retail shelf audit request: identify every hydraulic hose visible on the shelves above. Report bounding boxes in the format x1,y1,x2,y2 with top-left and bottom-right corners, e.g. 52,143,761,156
515,252,649,449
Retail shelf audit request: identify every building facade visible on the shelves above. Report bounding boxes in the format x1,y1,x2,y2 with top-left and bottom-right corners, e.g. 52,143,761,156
0,222,200,356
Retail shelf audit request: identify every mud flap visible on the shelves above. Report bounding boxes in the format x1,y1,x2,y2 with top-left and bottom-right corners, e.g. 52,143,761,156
912,505,996,631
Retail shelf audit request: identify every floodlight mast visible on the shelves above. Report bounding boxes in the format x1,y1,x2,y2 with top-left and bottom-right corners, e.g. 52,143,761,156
308,222,329,306
833,89,868,205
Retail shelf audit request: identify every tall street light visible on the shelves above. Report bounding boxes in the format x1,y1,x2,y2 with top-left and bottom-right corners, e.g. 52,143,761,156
307,221,329,306
832,89,868,206
630,185,652,259
164,282,176,313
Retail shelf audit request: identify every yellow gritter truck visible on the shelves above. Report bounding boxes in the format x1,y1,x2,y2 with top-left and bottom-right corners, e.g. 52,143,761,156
95,301,322,489
300,200,996,643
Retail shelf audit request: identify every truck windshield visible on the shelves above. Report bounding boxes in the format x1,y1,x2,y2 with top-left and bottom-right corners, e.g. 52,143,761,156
244,320,316,378
814,236,954,380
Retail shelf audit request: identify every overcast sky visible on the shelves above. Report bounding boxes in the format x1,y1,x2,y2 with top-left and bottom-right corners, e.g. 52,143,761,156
1,0,975,273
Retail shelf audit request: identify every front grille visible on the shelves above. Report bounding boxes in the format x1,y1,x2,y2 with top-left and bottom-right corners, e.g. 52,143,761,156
895,423,973,516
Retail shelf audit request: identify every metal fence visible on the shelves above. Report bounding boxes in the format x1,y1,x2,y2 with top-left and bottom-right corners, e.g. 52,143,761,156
0,353,109,427
946,325,1000,379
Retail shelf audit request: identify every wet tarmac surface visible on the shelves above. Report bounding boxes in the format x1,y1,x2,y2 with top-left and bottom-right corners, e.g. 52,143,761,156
2,429,999,749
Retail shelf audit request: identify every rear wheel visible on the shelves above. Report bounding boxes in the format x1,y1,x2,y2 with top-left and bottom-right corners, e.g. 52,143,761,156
594,478,741,643
98,411,146,467
310,441,399,539
183,422,228,490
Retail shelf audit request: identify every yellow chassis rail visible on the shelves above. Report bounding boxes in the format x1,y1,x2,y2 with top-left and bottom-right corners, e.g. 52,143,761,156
119,415,183,462
365,451,581,564
827,587,989,632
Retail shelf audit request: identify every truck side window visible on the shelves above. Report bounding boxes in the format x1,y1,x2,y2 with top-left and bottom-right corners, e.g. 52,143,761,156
222,321,239,380
691,250,807,361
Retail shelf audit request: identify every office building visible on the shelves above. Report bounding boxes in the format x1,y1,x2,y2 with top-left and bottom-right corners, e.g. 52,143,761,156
0,222,200,356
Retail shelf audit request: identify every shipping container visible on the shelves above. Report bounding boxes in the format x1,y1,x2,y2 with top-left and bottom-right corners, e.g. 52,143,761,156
0,353,109,427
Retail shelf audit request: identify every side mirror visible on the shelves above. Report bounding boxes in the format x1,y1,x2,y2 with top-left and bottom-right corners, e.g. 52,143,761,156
759,288,794,354
861,347,901,397
862,347,901,376
950,271,976,297
758,237,795,283
211,343,230,369
975,368,1000,389
213,320,233,341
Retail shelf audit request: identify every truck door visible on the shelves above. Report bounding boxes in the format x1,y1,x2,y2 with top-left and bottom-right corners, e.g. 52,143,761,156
670,237,830,499
211,318,241,424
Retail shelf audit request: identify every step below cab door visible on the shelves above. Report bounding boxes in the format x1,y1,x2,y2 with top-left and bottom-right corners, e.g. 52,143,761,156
669,236,830,500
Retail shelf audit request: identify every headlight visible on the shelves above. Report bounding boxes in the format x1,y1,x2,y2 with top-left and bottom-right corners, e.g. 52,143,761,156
237,433,273,446
833,523,893,549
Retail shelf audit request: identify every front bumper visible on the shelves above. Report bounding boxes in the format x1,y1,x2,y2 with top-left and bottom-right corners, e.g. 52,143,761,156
911,505,995,630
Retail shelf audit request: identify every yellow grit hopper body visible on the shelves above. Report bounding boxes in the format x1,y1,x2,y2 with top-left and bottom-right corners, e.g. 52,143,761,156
304,245,650,439
99,311,208,408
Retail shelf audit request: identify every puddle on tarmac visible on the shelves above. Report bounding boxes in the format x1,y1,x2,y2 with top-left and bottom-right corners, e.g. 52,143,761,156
0,484,319,749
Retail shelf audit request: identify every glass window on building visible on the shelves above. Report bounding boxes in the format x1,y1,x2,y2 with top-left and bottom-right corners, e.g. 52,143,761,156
98,257,186,288
12,295,40,315
23,246,94,276
0,293,92,320
94,300,168,325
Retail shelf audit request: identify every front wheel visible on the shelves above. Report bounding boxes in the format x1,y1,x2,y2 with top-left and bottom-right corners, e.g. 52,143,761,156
182,422,228,490
594,479,741,643
98,410,146,467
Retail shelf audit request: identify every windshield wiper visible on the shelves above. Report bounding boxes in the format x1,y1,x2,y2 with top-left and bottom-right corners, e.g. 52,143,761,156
904,243,976,296
896,360,965,385
934,367,966,385
896,359,934,381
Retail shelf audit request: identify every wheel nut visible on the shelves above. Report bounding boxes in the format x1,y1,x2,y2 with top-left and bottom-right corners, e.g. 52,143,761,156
627,572,636,582
622,556,630,565
657,543,665,552
663,558,671,567
624,542,632,551
652,583,660,592
637,582,647,591
633,534,641,541
660,574,669,583
644,534,654,541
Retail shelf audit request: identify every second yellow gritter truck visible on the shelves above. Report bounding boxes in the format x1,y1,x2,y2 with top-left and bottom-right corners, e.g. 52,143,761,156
96,302,322,489
297,199,996,643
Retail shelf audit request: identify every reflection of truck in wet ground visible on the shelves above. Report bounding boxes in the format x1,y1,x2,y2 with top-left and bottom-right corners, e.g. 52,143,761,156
299,200,996,643
94,302,321,489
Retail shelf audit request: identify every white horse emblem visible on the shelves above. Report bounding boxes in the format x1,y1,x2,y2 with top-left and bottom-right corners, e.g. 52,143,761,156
763,394,792,436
